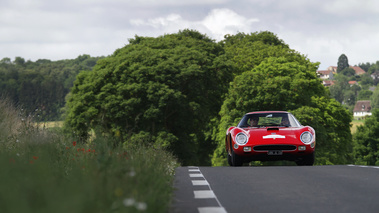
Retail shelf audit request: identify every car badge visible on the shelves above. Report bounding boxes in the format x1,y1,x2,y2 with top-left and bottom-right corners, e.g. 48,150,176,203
263,134,285,139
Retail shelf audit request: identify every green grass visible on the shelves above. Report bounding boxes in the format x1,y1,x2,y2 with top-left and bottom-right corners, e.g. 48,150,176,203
0,99,179,213
351,119,365,134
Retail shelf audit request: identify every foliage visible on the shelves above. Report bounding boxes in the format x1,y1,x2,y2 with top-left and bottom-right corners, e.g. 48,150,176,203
211,54,348,165
357,90,373,101
0,55,102,121
371,86,379,109
65,30,232,165
221,31,291,76
337,54,349,73
0,98,178,213
340,67,355,77
291,97,353,165
353,109,379,165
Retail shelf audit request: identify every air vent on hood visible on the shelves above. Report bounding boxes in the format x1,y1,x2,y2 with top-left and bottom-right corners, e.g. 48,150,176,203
267,127,279,131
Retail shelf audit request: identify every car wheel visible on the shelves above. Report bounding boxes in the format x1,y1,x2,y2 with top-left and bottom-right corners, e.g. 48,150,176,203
231,146,243,167
227,152,233,166
296,152,315,166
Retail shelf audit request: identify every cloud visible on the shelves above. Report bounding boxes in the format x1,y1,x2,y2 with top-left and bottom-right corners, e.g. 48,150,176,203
130,8,259,41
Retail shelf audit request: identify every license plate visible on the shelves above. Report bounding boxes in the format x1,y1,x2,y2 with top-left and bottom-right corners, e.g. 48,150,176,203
268,150,282,155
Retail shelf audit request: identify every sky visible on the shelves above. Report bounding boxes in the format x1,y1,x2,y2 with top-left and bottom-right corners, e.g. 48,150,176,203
1,0,378,70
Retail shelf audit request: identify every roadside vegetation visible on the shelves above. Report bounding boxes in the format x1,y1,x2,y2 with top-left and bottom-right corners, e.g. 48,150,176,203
0,98,178,213
3,30,378,167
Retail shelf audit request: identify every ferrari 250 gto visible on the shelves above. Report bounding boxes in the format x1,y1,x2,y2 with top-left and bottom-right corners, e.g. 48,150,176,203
226,111,315,166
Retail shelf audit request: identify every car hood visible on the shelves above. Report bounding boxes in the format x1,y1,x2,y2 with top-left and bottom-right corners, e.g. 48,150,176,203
244,127,303,145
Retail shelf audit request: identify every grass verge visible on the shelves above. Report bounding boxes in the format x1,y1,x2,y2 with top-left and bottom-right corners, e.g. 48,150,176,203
0,99,179,213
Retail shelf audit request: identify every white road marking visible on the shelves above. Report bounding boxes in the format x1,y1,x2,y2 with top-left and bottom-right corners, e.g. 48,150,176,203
198,207,227,213
194,190,216,199
190,173,204,178
188,166,227,213
347,165,379,169
192,180,209,186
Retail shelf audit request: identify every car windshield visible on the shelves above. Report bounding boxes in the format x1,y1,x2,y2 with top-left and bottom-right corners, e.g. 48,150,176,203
237,112,301,128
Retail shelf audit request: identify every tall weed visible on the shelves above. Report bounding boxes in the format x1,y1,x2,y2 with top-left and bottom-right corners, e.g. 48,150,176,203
0,99,178,213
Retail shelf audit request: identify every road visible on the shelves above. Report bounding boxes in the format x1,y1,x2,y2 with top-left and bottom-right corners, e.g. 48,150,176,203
170,165,379,213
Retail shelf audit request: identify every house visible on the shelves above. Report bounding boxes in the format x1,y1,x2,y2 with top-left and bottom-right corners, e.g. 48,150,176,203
316,70,334,80
348,81,358,86
322,80,335,87
353,100,372,118
328,66,366,75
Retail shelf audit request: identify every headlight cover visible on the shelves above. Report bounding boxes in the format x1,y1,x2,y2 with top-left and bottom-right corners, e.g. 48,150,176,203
235,132,248,145
300,131,313,144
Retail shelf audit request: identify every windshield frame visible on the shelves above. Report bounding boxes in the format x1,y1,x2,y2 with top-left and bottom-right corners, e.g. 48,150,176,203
237,112,302,128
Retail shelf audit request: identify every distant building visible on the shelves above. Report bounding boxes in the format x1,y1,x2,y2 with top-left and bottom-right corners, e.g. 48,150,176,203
353,100,372,118
316,70,334,80
322,80,335,87
348,81,358,86
328,66,366,75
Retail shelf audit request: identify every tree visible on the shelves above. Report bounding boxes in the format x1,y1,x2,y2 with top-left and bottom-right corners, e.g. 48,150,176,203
337,54,349,73
371,86,379,109
210,55,351,166
221,31,291,76
65,30,232,165
354,109,379,165
340,67,355,77
291,97,353,165
357,90,373,101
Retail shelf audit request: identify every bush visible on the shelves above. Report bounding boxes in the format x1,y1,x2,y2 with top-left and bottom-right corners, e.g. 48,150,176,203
0,98,178,213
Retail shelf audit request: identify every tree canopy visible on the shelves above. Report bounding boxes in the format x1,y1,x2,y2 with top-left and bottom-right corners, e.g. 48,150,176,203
354,109,379,165
0,55,101,120
337,54,349,73
211,34,352,166
65,30,232,165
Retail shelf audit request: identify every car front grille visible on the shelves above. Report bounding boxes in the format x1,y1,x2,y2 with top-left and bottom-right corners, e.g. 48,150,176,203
253,145,297,151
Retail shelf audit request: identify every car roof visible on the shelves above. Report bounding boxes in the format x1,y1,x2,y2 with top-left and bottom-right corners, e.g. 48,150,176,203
246,111,289,114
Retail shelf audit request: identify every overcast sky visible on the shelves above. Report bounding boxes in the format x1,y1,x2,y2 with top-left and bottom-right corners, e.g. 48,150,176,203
1,0,378,70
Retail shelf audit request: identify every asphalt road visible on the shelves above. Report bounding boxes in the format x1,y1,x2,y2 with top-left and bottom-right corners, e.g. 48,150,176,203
170,165,379,213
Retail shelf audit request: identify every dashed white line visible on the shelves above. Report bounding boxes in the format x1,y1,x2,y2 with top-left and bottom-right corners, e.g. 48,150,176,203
192,180,209,186
194,190,216,199
188,166,227,213
198,207,227,213
190,173,204,178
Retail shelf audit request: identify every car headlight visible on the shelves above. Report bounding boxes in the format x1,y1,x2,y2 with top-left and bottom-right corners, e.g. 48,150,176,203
235,132,248,145
300,131,313,144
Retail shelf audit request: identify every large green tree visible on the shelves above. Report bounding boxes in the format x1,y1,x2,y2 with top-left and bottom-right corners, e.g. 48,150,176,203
212,55,353,166
354,109,379,165
65,30,232,165
337,54,349,73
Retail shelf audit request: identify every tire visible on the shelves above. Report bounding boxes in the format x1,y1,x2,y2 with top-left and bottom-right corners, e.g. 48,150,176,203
296,152,315,166
231,146,244,167
227,152,233,166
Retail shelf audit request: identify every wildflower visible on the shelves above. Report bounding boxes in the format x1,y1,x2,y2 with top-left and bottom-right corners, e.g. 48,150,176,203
136,202,147,211
73,141,77,146
9,158,15,164
123,198,135,207
29,160,34,164
129,169,136,177
66,147,70,150
33,156,38,160
87,149,91,152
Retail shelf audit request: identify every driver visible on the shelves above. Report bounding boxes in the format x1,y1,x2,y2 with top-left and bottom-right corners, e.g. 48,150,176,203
281,116,290,126
250,117,259,127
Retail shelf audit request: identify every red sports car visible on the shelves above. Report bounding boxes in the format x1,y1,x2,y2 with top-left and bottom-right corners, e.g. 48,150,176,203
226,111,315,166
